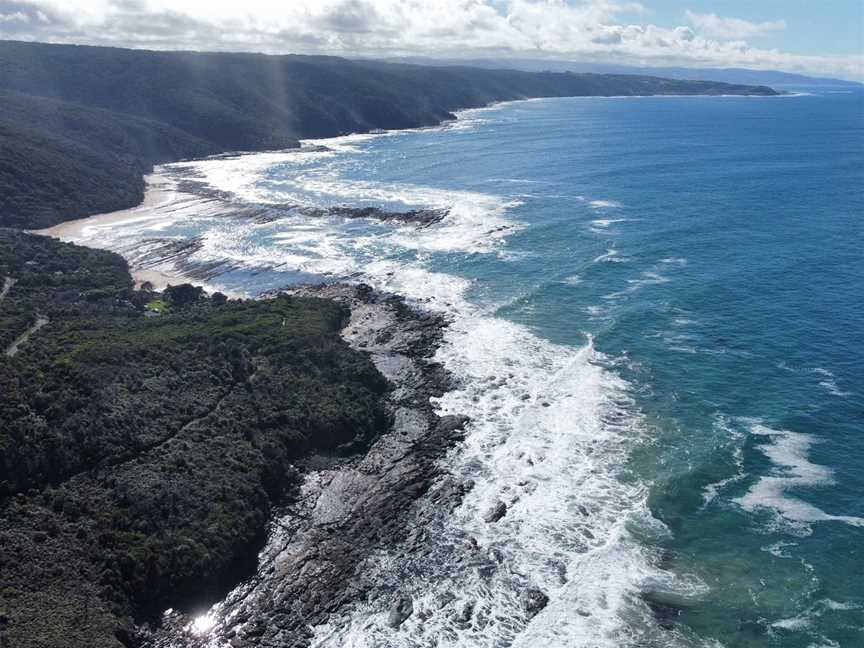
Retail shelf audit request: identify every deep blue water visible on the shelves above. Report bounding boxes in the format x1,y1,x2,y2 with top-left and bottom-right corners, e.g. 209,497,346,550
69,88,864,647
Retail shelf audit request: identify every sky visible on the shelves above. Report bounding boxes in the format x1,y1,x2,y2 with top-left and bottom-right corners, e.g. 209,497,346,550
0,1,862,80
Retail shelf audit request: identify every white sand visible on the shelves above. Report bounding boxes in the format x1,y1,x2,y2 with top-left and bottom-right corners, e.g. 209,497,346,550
31,173,242,296
35,173,176,243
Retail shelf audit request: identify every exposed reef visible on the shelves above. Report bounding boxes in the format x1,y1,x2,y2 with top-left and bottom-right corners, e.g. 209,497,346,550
112,198,448,283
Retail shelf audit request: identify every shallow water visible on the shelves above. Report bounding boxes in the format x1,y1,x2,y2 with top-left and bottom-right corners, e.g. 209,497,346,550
61,89,864,647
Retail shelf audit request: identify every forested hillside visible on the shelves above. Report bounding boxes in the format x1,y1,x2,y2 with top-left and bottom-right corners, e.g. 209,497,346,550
0,229,389,647
0,40,778,229
0,90,219,228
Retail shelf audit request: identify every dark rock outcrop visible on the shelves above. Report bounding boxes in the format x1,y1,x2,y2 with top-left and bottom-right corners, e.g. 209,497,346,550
387,595,414,628
484,500,508,523
521,588,550,618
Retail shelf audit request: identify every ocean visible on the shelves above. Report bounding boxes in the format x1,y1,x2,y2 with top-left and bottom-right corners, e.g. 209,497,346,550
59,88,864,647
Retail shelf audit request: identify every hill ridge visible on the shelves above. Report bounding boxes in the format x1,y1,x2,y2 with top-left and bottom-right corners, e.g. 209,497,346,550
0,39,778,229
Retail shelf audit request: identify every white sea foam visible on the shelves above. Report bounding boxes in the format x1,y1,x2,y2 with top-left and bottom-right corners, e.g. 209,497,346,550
772,613,813,631
701,418,746,506
189,611,218,635
817,379,852,397
453,98,550,122
238,133,703,648
773,365,853,398
311,314,701,647
163,145,521,257
589,199,622,209
735,422,864,530
387,195,522,254
603,271,671,301
593,248,630,263
484,177,559,185
770,598,861,639
810,370,852,397
628,271,670,288
762,540,797,559
668,344,699,354
590,218,630,230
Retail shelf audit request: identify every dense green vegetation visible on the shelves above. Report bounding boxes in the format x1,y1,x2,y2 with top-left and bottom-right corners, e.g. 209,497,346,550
0,230,388,647
0,90,220,229
0,40,777,229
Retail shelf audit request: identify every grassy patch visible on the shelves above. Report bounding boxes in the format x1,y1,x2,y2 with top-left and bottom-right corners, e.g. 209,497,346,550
145,299,168,313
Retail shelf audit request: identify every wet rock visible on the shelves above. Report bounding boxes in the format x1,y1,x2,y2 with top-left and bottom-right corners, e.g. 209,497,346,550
454,600,475,624
553,560,568,584
244,621,266,637
475,561,496,578
435,415,470,440
521,587,549,618
387,595,414,628
483,500,507,523
643,595,683,630
326,205,449,227
436,592,456,609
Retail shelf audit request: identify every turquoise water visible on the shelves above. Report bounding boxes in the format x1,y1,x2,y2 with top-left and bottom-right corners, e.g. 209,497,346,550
71,89,864,646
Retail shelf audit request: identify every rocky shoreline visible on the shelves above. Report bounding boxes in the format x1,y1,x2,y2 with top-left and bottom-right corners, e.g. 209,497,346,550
142,283,468,647
8,224,557,647
4,231,460,648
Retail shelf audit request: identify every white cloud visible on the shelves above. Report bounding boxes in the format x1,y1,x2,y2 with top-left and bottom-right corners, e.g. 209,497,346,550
0,0,861,80
685,10,786,39
0,11,30,23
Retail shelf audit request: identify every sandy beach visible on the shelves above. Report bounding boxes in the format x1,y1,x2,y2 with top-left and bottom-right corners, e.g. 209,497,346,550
36,173,175,241
33,173,240,294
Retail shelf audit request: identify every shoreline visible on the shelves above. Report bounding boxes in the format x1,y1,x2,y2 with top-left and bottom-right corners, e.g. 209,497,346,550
29,89,798,296
32,174,251,296
34,174,183,290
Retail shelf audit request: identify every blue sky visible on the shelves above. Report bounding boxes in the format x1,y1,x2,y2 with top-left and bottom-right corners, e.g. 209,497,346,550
616,0,863,57
1,1,862,80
